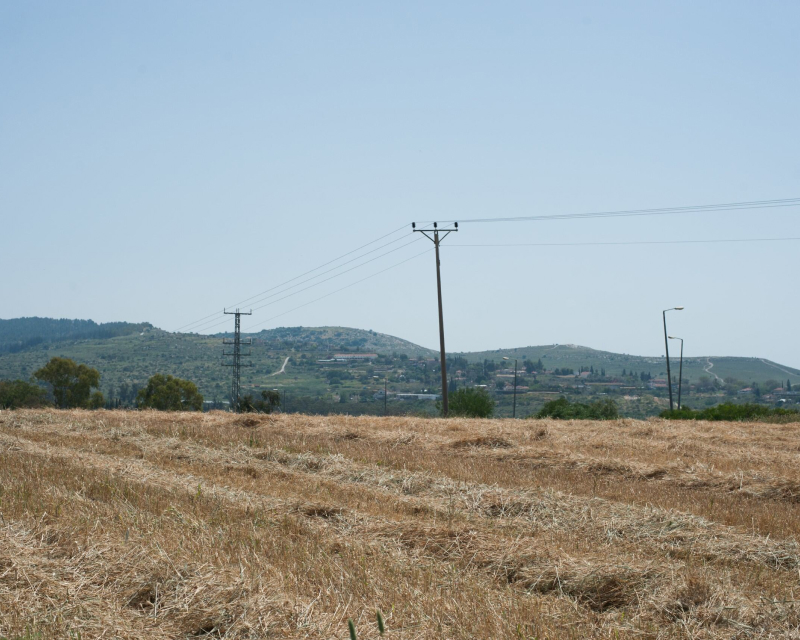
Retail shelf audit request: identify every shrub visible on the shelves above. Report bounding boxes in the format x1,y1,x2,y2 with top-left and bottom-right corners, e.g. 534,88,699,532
446,387,495,418
0,379,50,409
33,357,101,408
240,390,281,414
136,374,203,411
660,403,799,422
535,397,619,420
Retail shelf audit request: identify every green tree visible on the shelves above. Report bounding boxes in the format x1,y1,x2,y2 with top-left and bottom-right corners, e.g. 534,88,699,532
535,397,619,420
33,357,101,408
136,374,203,411
88,390,105,410
240,390,282,413
0,379,50,409
446,387,495,418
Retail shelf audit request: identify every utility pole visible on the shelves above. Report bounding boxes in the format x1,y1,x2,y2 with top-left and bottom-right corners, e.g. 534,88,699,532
413,221,458,416
669,336,685,410
503,356,518,418
384,376,388,415
223,308,252,412
662,307,684,411
512,361,517,418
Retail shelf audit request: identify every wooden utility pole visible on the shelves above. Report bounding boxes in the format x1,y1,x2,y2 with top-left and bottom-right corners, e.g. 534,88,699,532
413,221,458,416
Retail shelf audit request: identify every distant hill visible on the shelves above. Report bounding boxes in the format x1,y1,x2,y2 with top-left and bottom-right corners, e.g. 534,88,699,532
0,322,435,400
0,317,152,354
0,319,797,403
458,343,800,386
227,326,436,359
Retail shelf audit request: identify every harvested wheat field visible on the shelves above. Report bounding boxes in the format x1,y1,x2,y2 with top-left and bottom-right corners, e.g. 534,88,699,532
2,411,800,638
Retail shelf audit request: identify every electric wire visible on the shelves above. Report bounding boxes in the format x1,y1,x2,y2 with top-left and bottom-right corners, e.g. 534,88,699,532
196,236,426,334
178,198,800,336
447,236,800,248
231,235,798,334
186,234,422,333
174,223,410,332
418,197,800,225
245,248,433,332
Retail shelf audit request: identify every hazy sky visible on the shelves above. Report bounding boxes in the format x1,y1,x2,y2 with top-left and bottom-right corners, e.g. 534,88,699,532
2,2,799,367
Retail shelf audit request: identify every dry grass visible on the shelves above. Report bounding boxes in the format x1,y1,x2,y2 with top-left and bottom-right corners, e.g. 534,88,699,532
2,410,800,638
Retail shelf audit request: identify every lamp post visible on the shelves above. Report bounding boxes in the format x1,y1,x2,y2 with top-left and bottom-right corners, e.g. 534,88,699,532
668,336,684,410
662,307,684,411
503,356,518,418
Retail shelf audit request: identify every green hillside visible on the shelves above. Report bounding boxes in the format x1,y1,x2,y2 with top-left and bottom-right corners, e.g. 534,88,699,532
230,326,436,359
1,318,798,417
459,344,800,385
0,323,434,404
0,317,151,353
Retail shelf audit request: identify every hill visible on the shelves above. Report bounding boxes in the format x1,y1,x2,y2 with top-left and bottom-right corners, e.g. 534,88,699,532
459,343,800,386
0,319,798,416
0,317,152,354
227,326,436,359
0,323,435,403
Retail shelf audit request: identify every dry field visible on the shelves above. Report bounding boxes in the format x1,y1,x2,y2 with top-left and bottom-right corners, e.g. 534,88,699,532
2,411,800,638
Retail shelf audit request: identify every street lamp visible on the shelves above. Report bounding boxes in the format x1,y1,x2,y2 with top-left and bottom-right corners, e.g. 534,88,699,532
668,336,684,410
662,307,684,411
502,356,518,418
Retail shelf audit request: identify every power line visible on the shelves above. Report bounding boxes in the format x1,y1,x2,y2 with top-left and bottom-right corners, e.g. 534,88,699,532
193,236,425,334
245,247,433,332
419,197,800,225
174,223,410,332
447,236,800,248
186,235,421,333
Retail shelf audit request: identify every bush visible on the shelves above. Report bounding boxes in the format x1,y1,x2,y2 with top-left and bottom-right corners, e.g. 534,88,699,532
88,390,105,410
136,374,203,411
33,357,101,408
660,403,799,422
240,390,281,414
535,397,619,420
0,379,50,409
446,387,495,418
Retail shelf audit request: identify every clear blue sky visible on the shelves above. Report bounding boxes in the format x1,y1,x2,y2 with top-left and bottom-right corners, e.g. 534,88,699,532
2,2,799,367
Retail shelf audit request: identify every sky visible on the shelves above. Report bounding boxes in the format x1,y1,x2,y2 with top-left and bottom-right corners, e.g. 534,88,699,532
2,1,799,367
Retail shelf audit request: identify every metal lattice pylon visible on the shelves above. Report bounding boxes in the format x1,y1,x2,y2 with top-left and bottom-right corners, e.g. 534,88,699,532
223,308,252,412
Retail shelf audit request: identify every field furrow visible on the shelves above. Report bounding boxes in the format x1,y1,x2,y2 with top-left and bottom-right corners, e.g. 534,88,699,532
2,410,800,638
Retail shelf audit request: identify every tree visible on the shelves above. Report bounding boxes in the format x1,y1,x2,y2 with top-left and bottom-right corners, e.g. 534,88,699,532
789,379,793,391
535,397,619,420
34,357,101,408
0,379,49,409
136,374,203,411
88,390,105,410
446,387,495,418
240,390,282,413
